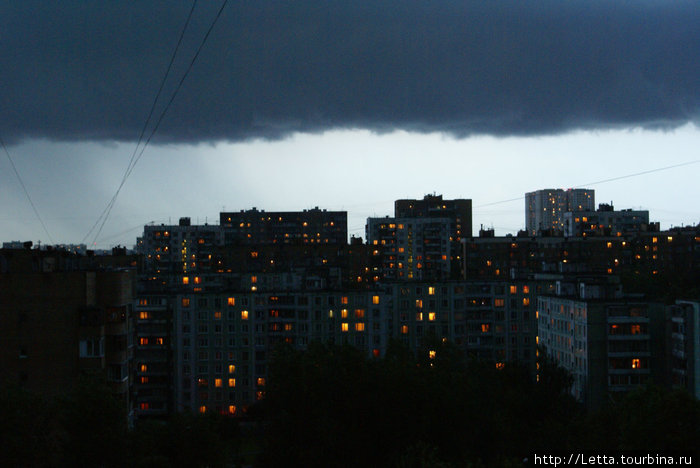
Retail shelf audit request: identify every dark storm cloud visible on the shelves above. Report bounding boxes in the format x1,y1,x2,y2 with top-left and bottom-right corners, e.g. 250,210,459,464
2,0,700,144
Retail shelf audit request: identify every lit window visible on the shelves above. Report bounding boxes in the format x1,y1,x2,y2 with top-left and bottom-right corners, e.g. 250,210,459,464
341,309,348,318
428,350,436,359
194,276,201,285
341,296,348,305
523,285,530,294
182,276,189,285
355,323,365,332
139,337,149,346
481,324,490,333
372,295,380,305
214,311,222,319
140,364,147,372
632,359,641,369
139,311,150,320
523,298,530,306
328,310,334,318
241,310,249,320
355,309,364,318
509,285,517,294
631,325,641,335
139,403,149,410
495,298,504,307
341,323,349,332
182,298,190,307
228,297,235,306
140,376,149,384
284,323,293,331
416,299,423,308
251,276,257,284
228,405,237,415
228,378,236,387
257,377,266,386
401,325,409,334
428,286,435,295
215,378,223,388
199,405,206,414
416,312,423,321
428,312,436,321
228,364,235,373
156,337,164,345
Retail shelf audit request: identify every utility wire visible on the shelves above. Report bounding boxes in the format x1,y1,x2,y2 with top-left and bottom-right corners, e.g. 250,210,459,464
91,0,229,247
83,0,199,244
473,159,700,209
1,135,54,243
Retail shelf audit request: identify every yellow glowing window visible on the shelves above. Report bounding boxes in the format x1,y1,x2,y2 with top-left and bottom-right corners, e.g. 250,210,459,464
341,323,349,332
257,377,266,386
523,298,530,306
182,276,189,285
607,242,612,248
215,378,223,388
428,312,436,321
429,350,436,359
194,276,201,284
372,295,380,304
228,405,237,415
228,364,235,373
341,309,348,318
667,236,673,242
140,364,147,372
341,296,348,305
199,406,206,414
632,359,641,369
355,309,364,318
182,298,190,307
228,297,235,306
428,286,435,295
510,285,517,294
241,310,249,320
228,378,236,387
652,237,658,244
401,325,409,334
139,311,150,320
416,312,423,321
328,310,334,318
355,322,365,332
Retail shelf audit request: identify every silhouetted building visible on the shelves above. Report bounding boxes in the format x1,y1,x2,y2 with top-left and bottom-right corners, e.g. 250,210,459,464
220,207,347,245
563,203,652,237
667,300,700,399
526,188,594,235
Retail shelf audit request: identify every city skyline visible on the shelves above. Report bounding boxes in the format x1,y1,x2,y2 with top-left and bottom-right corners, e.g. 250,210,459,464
1,1,699,248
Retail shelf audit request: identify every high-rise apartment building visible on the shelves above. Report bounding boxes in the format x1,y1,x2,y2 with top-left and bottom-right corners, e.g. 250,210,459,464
526,189,594,235
395,194,472,240
563,203,652,237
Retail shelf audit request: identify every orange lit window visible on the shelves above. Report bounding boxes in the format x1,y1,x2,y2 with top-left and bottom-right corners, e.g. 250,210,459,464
214,311,222,320
355,322,365,332
495,298,504,307
416,312,423,321
139,311,150,320
197,378,208,387
182,276,189,285
193,276,201,285
227,297,235,306
250,276,257,284
401,325,409,334
481,323,490,333
156,337,164,345
182,298,190,307
341,309,348,318
257,377,266,386
631,325,641,335
140,364,147,372
140,376,149,384
341,296,348,305
139,403,149,410
284,323,292,331
256,391,264,400
139,337,149,346
228,405,237,415
228,378,236,387
523,285,529,294
251,251,258,258
523,298,530,306
428,350,436,359
199,405,206,414
428,312,436,321
509,285,517,294
416,299,423,308
241,310,249,320
355,309,364,318
215,378,223,388
139,299,148,306
372,295,380,304
632,359,641,369
428,286,435,295
341,323,349,332
228,364,235,374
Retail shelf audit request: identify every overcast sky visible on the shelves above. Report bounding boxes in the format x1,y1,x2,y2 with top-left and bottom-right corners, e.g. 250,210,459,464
1,1,698,248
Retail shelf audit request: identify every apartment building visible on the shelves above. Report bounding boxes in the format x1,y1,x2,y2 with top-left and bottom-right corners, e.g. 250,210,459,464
526,188,595,235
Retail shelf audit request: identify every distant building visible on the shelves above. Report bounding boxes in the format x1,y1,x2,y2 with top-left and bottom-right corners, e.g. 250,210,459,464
667,300,700,399
563,203,653,237
537,277,665,408
395,194,472,239
219,207,347,245
526,189,594,235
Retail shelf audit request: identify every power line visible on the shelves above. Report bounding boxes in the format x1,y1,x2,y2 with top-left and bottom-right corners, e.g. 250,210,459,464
473,159,700,210
83,0,200,244
92,0,229,247
1,135,54,243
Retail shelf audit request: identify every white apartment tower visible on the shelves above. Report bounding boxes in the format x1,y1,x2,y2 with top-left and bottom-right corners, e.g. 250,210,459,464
525,189,594,235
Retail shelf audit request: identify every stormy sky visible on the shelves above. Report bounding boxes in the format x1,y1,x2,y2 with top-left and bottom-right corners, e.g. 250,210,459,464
1,1,698,247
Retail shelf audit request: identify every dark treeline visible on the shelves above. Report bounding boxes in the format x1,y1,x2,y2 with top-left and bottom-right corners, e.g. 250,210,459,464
2,344,698,467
